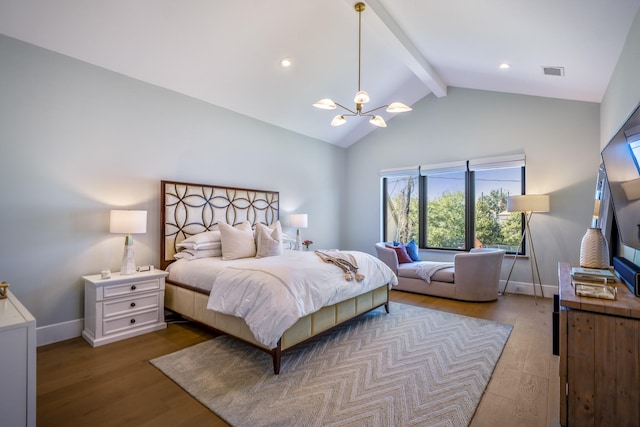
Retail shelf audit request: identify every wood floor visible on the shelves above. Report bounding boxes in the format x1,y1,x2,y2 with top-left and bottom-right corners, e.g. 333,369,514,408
37,291,559,427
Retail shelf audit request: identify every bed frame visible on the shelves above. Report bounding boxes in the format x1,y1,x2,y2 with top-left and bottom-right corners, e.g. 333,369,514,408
160,180,389,374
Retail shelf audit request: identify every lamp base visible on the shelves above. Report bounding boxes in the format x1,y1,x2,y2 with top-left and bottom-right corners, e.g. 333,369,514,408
294,229,302,251
120,244,136,275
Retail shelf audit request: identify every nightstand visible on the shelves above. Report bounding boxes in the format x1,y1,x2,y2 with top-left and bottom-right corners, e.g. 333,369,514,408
0,290,36,427
82,269,168,347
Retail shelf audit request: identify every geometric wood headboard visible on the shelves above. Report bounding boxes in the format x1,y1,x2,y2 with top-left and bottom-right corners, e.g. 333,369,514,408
160,180,279,269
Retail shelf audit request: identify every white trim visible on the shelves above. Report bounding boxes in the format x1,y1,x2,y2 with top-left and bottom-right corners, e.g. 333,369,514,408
419,160,467,175
469,153,525,171
379,166,419,177
36,318,83,347
499,279,556,298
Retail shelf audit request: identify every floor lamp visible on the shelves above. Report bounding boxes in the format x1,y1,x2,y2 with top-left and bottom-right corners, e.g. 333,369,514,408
501,194,550,303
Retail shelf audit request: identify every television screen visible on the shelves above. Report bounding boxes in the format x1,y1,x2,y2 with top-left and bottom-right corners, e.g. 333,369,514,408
601,103,640,250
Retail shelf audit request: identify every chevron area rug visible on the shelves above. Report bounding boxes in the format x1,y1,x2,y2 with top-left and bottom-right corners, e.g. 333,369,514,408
151,302,512,427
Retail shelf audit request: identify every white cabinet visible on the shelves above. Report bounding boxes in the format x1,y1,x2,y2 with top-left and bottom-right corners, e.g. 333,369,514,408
0,290,36,427
82,269,168,347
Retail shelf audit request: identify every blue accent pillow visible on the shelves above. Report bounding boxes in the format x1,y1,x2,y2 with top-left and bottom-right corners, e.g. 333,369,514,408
404,240,420,261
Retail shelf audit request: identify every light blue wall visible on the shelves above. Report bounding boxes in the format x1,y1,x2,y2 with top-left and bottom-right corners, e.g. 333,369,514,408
0,35,346,328
343,87,600,288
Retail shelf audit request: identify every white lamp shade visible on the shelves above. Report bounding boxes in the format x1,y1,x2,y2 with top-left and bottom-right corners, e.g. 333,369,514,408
312,99,337,110
354,90,370,104
369,115,387,127
331,115,347,127
507,195,550,213
289,214,308,229
386,102,412,113
110,210,147,234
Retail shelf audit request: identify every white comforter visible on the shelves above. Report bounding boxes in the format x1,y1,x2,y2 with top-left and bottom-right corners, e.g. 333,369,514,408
167,250,398,348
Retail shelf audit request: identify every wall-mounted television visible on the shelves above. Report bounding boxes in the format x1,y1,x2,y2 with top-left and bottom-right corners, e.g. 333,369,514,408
601,102,640,250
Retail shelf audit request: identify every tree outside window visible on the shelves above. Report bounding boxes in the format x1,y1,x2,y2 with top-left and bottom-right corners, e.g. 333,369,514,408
382,157,525,254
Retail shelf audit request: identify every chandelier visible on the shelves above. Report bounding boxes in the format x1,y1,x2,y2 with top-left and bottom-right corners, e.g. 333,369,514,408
313,2,412,128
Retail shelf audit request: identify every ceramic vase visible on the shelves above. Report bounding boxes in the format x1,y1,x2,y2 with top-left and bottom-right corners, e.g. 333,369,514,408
579,227,610,269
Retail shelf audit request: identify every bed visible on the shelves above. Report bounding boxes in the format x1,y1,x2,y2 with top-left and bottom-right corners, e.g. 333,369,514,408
160,180,397,374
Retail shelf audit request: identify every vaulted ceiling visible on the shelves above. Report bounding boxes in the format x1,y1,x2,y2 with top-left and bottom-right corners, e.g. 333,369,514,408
1,0,639,147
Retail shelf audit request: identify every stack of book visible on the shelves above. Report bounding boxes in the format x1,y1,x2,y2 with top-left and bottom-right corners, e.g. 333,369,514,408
570,267,617,300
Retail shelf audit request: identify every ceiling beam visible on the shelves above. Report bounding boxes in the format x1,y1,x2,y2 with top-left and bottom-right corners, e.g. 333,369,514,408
364,0,447,97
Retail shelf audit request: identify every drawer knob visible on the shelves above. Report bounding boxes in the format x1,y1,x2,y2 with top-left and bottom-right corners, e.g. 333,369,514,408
130,285,137,291
130,302,136,307
130,318,136,324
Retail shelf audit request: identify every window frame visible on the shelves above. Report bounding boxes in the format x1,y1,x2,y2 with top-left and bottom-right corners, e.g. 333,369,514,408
381,155,526,255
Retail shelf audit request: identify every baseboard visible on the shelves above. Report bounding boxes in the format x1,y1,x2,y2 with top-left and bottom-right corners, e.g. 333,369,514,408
499,280,556,298
37,318,83,347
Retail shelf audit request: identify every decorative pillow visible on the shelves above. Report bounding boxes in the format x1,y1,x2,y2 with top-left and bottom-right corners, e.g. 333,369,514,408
404,240,420,262
177,230,222,250
386,243,413,264
255,221,283,258
174,247,222,260
219,221,256,260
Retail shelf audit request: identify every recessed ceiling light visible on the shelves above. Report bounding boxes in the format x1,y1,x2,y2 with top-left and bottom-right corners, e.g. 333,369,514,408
499,63,510,70
280,57,293,68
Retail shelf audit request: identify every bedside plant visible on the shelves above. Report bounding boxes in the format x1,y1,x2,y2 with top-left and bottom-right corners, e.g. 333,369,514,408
302,240,313,250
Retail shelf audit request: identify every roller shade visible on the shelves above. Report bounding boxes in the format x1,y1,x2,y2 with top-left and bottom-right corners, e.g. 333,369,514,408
379,166,419,177
419,160,467,176
468,154,525,171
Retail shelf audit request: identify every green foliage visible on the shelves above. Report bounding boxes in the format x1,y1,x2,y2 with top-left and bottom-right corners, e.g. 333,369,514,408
388,183,522,251
426,191,465,248
475,188,522,250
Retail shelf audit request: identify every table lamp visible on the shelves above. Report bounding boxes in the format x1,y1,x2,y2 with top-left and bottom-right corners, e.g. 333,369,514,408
110,210,147,275
289,214,308,251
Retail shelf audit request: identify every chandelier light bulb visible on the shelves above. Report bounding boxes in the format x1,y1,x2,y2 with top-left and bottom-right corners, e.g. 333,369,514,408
354,90,370,104
369,115,387,127
331,115,347,126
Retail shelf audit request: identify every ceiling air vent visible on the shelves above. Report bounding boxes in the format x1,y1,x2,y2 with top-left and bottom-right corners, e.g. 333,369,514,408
542,66,564,77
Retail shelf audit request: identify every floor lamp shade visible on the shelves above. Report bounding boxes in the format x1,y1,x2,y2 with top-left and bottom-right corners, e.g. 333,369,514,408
110,210,147,275
507,194,550,213
289,214,308,251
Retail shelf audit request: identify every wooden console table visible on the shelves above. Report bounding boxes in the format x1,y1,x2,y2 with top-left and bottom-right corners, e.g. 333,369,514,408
558,262,640,426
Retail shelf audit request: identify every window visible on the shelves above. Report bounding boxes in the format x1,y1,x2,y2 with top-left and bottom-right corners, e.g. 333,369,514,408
421,161,467,249
382,155,525,254
381,168,419,243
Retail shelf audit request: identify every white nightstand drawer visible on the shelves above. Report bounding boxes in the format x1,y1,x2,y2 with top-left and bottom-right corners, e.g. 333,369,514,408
103,293,160,318
103,308,159,336
103,278,160,299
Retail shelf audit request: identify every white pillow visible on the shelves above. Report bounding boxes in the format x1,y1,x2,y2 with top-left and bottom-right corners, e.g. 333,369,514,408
219,221,256,260
177,230,222,250
174,247,222,260
255,221,283,258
